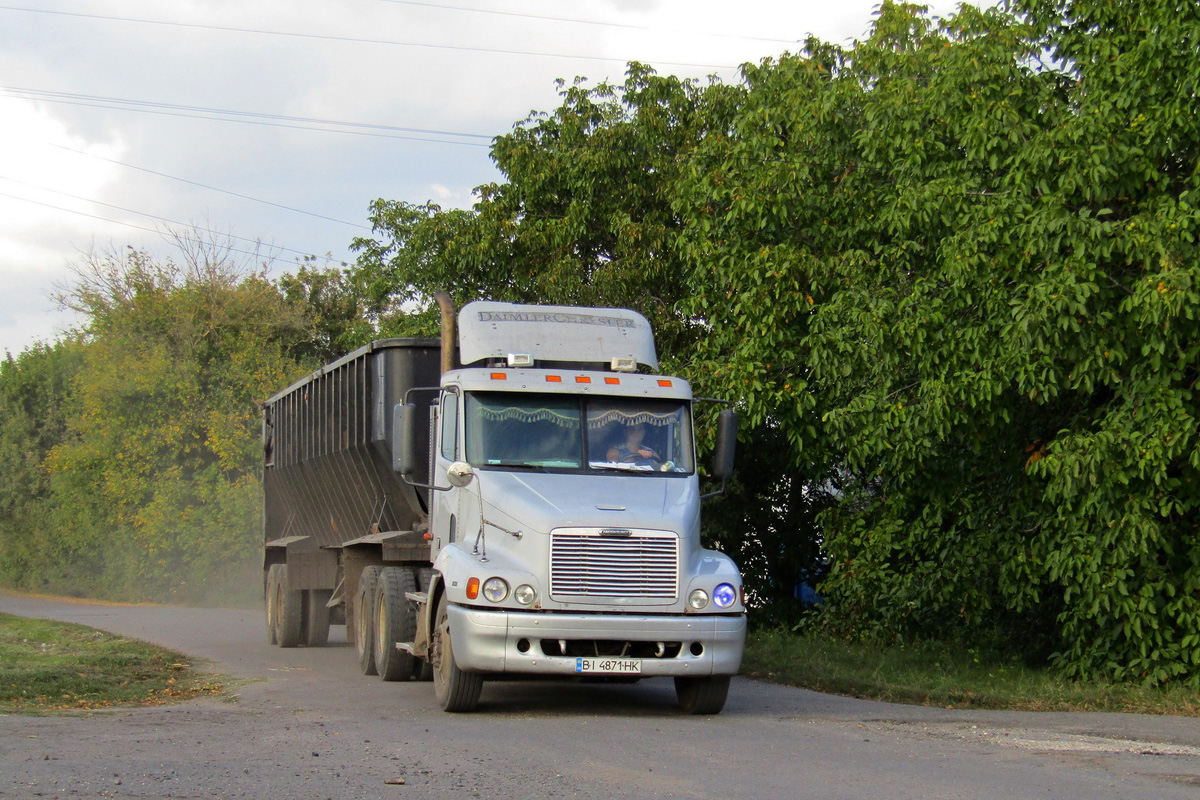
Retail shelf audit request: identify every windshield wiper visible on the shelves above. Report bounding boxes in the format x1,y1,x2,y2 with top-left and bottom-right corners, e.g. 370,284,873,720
588,463,656,474
483,461,549,471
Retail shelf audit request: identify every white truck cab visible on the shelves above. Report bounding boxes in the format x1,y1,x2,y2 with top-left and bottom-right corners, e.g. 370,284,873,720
399,300,745,713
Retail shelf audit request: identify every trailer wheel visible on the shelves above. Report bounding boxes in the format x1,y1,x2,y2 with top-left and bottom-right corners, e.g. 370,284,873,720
355,566,381,675
268,563,303,648
303,589,332,647
674,675,730,715
374,567,416,681
411,567,434,681
431,593,482,712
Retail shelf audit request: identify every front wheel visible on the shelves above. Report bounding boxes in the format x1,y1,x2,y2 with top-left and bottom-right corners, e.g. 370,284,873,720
411,567,434,682
674,675,730,714
431,594,482,712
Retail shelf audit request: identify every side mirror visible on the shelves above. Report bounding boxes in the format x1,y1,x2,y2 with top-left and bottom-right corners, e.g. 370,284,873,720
393,403,419,475
446,461,475,488
712,409,738,482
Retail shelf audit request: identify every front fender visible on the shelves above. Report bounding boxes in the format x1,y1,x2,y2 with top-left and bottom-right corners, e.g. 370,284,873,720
434,542,540,607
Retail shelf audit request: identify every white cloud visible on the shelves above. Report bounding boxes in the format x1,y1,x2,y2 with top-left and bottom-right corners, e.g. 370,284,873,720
0,98,125,267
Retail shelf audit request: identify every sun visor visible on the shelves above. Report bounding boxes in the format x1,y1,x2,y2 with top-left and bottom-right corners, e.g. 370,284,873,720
458,301,659,370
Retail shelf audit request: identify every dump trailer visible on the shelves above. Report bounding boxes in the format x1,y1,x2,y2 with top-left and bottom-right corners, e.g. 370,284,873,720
263,295,745,713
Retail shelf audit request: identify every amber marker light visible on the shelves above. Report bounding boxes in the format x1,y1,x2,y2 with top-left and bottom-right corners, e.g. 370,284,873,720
575,376,592,384
657,379,673,387
466,577,480,599
490,372,507,380
604,377,620,384
546,375,562,382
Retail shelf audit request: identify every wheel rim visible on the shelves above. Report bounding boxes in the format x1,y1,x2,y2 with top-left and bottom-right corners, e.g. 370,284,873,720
356,588,371,658
375,593,388,662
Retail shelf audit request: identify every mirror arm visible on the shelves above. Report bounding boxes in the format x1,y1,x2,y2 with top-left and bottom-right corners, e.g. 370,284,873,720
399,476,452,492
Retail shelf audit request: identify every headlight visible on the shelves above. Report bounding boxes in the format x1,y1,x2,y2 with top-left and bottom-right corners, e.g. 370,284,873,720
482,577,509,603
713,583,738,609
688,589,709,610
514,584,537,605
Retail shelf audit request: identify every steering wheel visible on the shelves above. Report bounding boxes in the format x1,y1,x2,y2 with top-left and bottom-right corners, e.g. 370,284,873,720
620,450,660,467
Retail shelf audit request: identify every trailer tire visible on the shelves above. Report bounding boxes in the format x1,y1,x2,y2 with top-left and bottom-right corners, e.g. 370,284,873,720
374,567,416,681
411,567,434,681
674,675,730,715
432,593,482,712
355,566,381,675
268,564,303,648
265,566,278,645
303,589,332,647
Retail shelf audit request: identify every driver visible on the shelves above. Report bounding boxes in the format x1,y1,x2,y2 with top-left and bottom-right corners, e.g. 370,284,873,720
606,422,660,464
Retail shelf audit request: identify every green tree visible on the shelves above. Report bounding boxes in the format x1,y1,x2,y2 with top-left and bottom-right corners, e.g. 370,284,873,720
278,257,376,362
349,65,835,611
350,64,745,353
0,341,88,592
45,241,311,603
675,0,1200,683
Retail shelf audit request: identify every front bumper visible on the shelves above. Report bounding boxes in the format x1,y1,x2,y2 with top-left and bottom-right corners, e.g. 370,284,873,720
447,605,746,677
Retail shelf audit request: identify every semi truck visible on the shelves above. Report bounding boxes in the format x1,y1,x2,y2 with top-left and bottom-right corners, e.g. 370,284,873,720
262,294,745,713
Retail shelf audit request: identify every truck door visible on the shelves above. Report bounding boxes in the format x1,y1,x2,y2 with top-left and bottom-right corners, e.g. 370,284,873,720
430,388,463,555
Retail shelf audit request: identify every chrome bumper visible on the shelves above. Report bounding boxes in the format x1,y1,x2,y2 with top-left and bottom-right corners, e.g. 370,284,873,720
447,605,746,677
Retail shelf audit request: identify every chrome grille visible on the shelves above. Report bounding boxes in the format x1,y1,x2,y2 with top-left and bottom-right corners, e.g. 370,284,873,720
550,530,679,599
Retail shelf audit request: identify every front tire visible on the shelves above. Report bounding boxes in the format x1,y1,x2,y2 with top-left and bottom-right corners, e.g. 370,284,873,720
674,675,730,714
411,567,434,682
374,567,417,681
431,593,482,712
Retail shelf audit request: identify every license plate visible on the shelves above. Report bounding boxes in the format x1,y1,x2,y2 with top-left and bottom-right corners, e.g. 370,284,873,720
575,657,641,674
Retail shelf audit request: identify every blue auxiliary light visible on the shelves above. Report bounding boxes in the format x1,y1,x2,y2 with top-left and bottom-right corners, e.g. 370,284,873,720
713,583,738,609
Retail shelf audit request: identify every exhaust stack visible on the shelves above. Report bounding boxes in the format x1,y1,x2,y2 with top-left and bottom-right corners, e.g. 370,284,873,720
434,291,456,376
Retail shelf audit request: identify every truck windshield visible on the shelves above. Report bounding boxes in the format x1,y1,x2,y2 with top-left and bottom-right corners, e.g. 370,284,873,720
464,393,694,474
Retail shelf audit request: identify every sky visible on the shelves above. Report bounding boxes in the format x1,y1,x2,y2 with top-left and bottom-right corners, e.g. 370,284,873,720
0,0,962,357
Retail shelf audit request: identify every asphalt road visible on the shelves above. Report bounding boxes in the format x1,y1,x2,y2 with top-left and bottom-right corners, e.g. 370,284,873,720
2,590,1199,800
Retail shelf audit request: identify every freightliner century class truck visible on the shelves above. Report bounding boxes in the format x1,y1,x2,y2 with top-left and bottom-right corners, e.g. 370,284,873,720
262,295,744,713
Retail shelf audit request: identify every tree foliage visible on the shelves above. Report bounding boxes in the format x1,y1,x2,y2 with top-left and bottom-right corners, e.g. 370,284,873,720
0,341,87,591
350,64,745,353
674,0,1200,683
0,241,318,603
348,64,829,612
353,1,1199,684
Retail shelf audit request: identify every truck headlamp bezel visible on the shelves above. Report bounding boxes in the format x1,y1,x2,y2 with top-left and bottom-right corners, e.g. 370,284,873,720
713,583,737,609
482,577,509,603
688,589,710,610
514,584,537,605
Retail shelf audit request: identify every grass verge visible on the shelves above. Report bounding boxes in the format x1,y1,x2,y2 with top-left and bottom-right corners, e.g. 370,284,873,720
742,628,1200,716
0,612,225,714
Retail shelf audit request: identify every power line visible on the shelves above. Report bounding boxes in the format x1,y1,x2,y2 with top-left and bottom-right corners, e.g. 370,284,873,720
48,143,369,231
0,5,742,71
0,177,318,261
48,144,371,231
0,87,494,147
0,190,280,264
375,0,800,45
